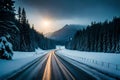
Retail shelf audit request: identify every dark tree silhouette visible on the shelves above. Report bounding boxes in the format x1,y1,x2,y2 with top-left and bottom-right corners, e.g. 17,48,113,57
21,8,27,24
18,7,21,22
0,0,15,21
66,17,120,53
0,0,56,54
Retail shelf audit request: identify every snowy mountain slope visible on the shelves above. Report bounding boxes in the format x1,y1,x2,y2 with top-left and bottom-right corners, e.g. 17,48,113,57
45,24,86,41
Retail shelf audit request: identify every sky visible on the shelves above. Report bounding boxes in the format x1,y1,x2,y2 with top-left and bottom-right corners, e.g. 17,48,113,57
15,0,120,34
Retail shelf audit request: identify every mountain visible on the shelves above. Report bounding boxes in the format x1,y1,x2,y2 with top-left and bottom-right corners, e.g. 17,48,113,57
45,24,86,41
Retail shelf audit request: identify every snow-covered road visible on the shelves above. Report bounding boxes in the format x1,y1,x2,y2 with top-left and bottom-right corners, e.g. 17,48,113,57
0,51,47,79
0,50,119,80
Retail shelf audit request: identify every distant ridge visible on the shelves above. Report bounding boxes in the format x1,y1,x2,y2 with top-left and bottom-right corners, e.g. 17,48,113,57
45,24,86,41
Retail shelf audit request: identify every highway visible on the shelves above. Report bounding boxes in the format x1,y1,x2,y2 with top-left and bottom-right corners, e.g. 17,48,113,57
4,50,115,80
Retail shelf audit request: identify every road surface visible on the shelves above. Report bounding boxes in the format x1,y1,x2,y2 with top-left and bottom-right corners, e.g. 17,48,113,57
3,50,116,80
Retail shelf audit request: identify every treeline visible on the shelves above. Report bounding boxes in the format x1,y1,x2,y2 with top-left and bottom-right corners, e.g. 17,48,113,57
66,17,120,53
0,0,55,52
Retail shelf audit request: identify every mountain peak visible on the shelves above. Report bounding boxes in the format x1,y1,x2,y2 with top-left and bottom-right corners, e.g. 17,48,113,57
45,24,86,41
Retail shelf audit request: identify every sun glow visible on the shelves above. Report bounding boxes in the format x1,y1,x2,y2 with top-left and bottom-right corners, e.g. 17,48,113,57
39,18,55,33
41,19,52,27
37,17,58,34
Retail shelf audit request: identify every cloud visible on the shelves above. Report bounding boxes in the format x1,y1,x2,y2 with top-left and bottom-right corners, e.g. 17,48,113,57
15,0,120,33
18,0,120,20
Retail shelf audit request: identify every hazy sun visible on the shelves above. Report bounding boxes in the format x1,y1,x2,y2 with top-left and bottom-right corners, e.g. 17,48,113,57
43,20,50,26
41,19,52,27
39,18,54,33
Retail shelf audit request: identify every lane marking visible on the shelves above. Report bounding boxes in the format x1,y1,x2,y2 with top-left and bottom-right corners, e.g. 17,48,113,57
42,51,53,80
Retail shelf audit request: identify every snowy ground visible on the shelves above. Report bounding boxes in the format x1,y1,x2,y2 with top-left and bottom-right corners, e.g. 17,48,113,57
1,49,120,79
56,49,120,78
0,50,48,78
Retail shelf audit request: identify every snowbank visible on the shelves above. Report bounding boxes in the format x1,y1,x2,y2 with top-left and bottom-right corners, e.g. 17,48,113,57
56,49,120,78
0,51,47,78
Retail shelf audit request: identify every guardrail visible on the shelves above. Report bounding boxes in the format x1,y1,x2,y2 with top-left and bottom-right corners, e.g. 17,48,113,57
77,57,120,71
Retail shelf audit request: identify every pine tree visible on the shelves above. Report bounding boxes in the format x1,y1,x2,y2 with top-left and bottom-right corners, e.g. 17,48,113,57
0,0,15,21
18,7,21,22
21,8,26,24
4,0,15,11
106,32,111,52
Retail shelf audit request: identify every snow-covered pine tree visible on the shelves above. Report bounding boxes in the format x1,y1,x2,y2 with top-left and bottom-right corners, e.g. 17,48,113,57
0,36,13,60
